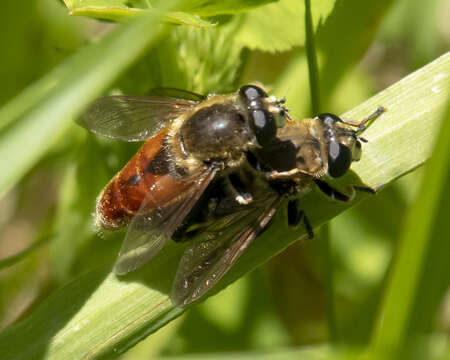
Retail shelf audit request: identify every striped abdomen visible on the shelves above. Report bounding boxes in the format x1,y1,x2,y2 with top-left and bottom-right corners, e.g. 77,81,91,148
95,128,191,230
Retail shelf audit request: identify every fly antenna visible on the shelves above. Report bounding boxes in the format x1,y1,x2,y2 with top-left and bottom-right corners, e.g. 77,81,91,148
344,106,386,135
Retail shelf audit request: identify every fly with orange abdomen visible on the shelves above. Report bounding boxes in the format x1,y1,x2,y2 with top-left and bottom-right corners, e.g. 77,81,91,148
79,85,385,305
80,86,287,274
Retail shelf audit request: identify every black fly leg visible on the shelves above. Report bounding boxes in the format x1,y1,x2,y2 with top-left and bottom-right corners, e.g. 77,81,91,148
302,212,314,239
287,199,303,226
315,180,376,202
226,173,254,205
287,199,314,239
314,179,351,202
314,179,350,202
353,185,376,194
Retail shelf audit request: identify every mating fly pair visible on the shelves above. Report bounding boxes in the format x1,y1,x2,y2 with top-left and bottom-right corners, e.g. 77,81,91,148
78,85,384,305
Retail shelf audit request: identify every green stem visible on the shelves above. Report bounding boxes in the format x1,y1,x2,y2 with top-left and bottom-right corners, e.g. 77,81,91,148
304,0,337,342
304,0,321,115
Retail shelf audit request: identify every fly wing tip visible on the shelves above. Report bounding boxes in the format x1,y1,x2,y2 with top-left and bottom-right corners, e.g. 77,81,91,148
170,296,183,307
170,284,186,307
113,241,165,276
170,293,193,308
74,115,87,129
113,259,139,276
171,280,204,307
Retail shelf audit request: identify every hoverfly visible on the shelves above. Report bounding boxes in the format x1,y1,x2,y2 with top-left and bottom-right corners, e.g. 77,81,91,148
79,84,384,305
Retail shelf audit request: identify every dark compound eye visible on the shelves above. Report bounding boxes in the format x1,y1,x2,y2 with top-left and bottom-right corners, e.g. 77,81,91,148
239,85,267,106
328,140,352,177
238,85,276,145
318,113,342,126
250,109,277,146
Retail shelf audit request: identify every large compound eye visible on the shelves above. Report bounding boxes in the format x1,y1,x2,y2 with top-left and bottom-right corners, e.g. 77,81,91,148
328,140,352,177
239,85,267,107
250,109,277,146
318,113,342,126
239,85,276,145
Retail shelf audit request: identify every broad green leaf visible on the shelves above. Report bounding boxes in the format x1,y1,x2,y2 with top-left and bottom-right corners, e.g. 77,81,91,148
176,0,277,16
64,0,277,25
235,0,336,52
167,22,245,93
64,0,215,27
0,52,447,360
117,19,245,95
0,6,175,197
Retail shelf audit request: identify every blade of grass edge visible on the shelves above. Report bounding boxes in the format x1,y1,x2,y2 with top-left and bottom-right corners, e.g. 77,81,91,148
0,53,448,360
0,236,50,270
370,99,450,356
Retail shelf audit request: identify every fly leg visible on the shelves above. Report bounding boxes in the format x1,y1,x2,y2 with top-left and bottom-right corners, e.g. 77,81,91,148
315,179,377,201
314,179,351,202
226,173,254,205
287,199,314,239
353,185,376,194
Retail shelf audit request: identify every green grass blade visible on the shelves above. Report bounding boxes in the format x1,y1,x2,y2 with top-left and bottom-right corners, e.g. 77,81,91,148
0,236,50,271
370,98,450,355
0,53,448,360
0,6,173,196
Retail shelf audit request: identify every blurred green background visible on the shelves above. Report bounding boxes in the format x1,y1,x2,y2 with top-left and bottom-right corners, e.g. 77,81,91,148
0,0,448,359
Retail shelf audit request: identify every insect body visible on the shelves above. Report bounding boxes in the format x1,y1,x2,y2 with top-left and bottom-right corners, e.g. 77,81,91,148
79,85,384,305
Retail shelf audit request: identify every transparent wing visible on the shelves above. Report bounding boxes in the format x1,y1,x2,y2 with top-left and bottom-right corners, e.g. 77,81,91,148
172,191,283,306
79,95,198,142
148,88,207,102
114,166,218,275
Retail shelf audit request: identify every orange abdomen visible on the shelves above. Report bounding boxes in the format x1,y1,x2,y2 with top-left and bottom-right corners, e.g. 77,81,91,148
96,128,189,230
